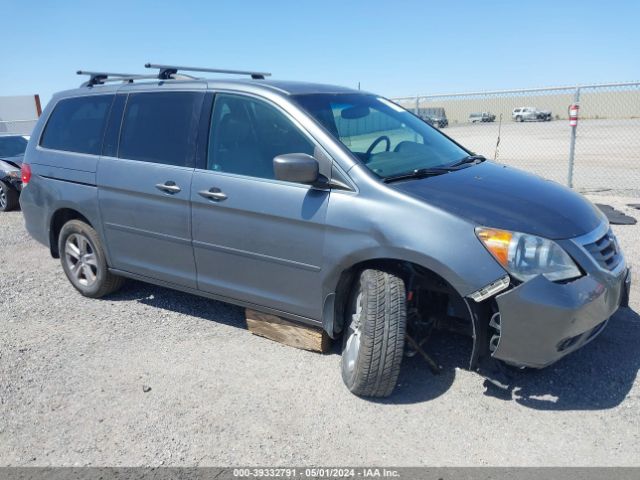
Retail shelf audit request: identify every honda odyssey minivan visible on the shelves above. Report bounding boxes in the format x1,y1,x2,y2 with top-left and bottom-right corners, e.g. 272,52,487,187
20,64,631,397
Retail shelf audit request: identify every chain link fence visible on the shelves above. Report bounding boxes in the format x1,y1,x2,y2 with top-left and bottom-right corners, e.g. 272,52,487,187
393,81,640,196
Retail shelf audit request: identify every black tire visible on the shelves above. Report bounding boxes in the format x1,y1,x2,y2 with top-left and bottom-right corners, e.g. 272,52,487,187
341,269,406,397
58,219,124,298
0,180,19,212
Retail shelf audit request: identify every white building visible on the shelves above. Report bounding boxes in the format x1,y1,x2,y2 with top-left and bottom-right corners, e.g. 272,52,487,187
0,95,42,135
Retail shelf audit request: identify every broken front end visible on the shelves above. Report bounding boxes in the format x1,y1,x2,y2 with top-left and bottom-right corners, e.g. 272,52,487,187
468,223,631,370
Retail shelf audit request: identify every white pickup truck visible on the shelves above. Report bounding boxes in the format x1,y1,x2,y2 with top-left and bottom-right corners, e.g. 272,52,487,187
512,107,552,122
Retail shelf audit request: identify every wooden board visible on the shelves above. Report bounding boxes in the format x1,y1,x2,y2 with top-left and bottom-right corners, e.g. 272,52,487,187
245,309,330,353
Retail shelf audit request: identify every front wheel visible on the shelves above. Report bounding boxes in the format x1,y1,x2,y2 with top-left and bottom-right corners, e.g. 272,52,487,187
341,269,406,397
58,220,125,298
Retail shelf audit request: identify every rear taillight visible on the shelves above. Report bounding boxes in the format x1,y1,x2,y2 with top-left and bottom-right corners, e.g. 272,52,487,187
21,163,32,185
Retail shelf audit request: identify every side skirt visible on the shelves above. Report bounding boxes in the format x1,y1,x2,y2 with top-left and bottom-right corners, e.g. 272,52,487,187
108,268,323,330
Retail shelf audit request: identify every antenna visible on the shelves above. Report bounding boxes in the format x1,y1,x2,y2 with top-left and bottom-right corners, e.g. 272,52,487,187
144,63,271,80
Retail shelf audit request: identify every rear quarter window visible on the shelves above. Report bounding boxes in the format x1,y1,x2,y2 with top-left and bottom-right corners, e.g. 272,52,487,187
40,95,114,155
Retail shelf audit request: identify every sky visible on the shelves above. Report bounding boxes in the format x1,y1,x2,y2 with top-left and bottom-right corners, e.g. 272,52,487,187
2,0,639,107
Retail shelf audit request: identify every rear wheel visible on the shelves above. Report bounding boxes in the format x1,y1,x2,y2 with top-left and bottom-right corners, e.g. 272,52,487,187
58,220,124,298
341,269,406,397
0,181,19,212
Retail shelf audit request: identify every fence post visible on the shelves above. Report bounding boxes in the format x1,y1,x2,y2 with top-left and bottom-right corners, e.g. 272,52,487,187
567,86,581,188
415,95,420,115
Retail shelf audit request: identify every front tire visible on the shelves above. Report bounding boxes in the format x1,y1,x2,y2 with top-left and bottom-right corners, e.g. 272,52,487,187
341,269,406,398
58,220,124,298
0,181,19,212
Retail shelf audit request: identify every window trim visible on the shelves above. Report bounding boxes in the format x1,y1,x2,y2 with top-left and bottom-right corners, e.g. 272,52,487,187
100,93,127,158
37,93,116,156
201,89,335,183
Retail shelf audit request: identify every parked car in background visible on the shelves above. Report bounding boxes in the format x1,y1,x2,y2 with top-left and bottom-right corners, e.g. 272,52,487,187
19,65,631,398
0,134,28,211
418,107,448,128
469,112,496,123
512,107,552,122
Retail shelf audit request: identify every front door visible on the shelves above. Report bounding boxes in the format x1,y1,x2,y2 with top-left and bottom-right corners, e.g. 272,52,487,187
98,90,204,288
191,93,330,319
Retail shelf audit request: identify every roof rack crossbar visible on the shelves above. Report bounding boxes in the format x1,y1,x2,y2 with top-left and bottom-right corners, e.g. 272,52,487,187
144,63,271,80
77,70,155,87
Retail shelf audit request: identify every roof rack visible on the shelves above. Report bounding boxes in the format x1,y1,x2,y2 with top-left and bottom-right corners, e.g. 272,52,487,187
77,70,158,87
144,63,271,80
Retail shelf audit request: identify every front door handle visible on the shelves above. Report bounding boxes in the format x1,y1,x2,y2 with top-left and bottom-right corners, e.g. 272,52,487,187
198,188,227,201
155,182,181,194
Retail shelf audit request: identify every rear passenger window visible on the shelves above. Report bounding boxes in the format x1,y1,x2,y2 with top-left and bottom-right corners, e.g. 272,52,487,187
119,92,203,167
40,95,113,155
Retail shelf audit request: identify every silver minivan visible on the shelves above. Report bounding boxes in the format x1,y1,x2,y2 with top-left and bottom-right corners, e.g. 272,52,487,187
20,65,631,397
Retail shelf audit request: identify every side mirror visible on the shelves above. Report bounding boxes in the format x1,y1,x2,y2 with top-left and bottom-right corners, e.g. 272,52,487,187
273,153,319,184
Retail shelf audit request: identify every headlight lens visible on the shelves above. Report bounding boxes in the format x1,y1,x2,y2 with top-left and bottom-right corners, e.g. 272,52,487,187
476,227,581,282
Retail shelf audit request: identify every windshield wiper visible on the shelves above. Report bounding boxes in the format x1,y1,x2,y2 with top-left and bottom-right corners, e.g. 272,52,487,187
448,154,486,168
383,155,487,183
383,167,452,183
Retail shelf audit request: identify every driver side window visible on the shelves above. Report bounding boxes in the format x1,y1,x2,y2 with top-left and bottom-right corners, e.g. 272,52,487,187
208,94,315,179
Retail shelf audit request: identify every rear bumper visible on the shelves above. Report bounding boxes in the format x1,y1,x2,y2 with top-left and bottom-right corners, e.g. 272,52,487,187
18,180,50,248
492,266,630,368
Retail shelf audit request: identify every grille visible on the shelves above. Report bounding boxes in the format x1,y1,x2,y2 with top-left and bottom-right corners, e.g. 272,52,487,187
583,229,622,271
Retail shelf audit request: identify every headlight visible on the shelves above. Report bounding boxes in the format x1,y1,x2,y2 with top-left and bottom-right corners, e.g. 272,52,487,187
7,170,20,178
476,227,581,282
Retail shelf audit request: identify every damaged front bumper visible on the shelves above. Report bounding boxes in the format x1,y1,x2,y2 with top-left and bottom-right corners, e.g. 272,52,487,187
490,264,630,369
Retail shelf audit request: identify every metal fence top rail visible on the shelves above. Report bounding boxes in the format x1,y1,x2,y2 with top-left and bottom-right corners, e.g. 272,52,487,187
393,81,640,100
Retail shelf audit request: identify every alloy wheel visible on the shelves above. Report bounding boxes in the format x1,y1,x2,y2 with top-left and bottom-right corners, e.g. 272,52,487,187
343,289,363,375
64,233,99,287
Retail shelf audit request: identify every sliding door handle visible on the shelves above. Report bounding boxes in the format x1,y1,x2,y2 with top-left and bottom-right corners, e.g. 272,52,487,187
155,182,181,194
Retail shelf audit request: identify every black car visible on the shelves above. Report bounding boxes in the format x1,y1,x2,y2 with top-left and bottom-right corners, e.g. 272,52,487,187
417,107,448,128
0,135,28,211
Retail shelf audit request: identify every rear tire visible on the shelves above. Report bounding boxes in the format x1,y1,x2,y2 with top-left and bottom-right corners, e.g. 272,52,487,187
58,220,124,298
0,181,19,212
341,269,406,398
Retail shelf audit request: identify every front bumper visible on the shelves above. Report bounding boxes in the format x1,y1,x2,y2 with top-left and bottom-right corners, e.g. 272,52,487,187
491,266,630,368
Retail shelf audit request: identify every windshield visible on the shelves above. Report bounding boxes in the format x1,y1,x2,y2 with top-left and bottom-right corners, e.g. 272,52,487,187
293,93,468,178
0,136,28,158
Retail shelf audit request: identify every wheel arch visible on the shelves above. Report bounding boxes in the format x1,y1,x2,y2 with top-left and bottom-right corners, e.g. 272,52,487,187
322,252,471,340
49,207,94,258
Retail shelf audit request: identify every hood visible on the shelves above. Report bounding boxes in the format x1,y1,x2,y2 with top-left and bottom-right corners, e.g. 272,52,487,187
0,154,23,169
390,161,605,240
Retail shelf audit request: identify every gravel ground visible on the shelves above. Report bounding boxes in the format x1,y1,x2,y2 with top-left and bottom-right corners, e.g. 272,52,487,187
1,195,639,467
